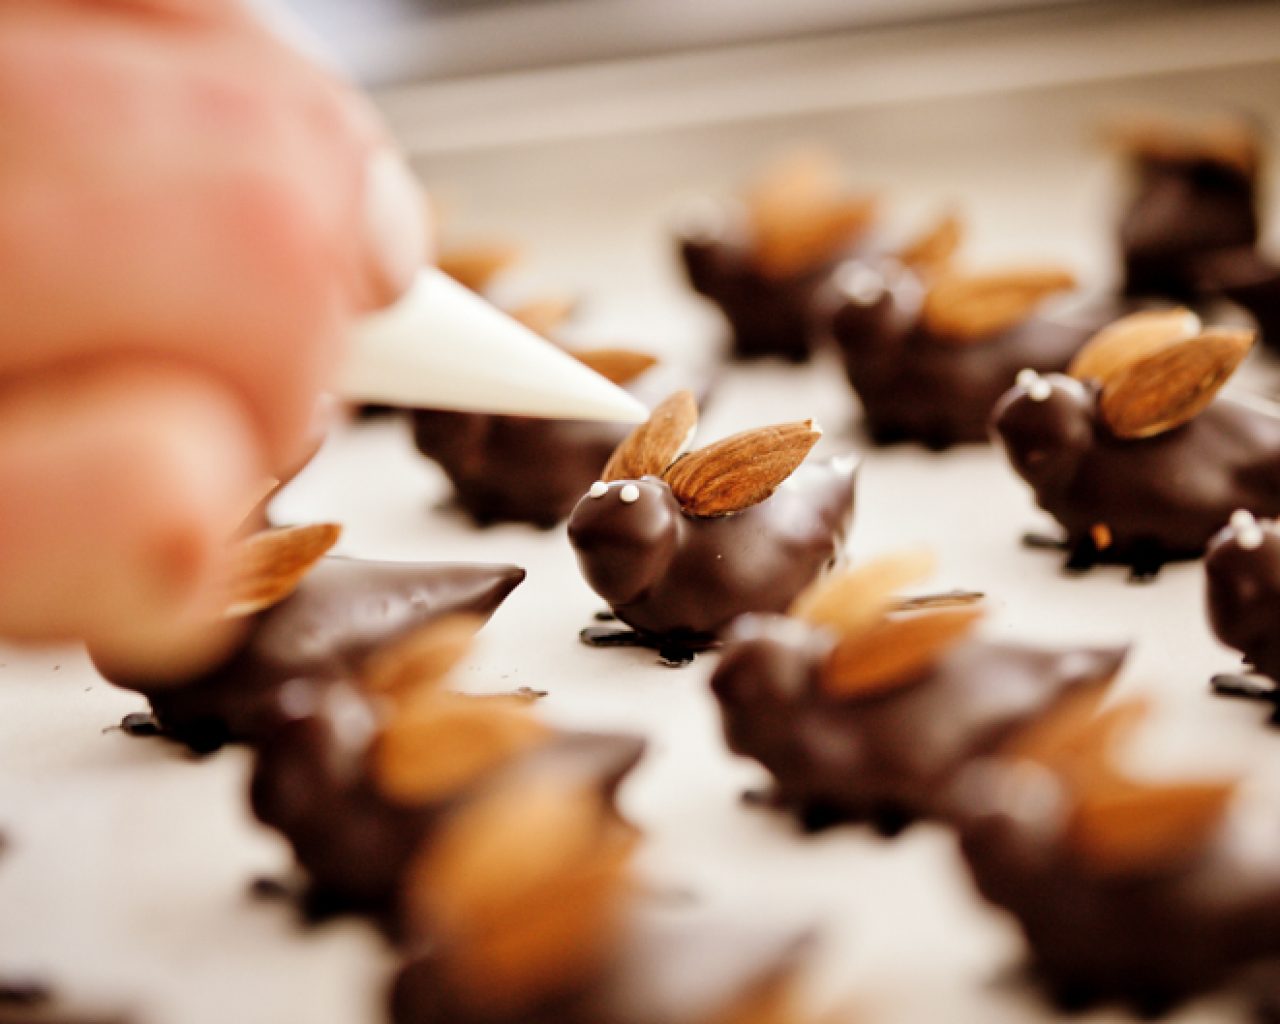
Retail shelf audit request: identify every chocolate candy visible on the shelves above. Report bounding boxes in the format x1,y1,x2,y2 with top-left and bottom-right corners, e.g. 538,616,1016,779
99,553,525,752
993,314,1274,575
950,692,1267,1013
1197,247,1280,352
1111,115,1261,301
827,258,1114,448
676,153,877,362
710,556,1125,832
412,356,692,529
568,393,855,651
1207,511,1280,690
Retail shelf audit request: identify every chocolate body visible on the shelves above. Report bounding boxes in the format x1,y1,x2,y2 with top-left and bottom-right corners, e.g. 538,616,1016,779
99,559,525,752
828,261,1123,449
252,689,643,922
992,374,1280,569
953,763,1280,1010
1206,522,1280,682
677,205,866,362
568,460,856,644
711,613,1125,831
1121,154,1258,300
412,369,695,528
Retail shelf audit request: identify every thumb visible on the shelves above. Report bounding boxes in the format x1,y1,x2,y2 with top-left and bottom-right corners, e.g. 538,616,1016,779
0,361,264,677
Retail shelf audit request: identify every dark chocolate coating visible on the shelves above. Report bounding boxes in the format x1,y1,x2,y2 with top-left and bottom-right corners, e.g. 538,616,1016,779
711,613,1125,830
99,559,525,752
826,260,1125,449
992,374,1280,567
410,369,693,529
677,202,866,362
1120,153,1258,301
1197,247,1280,353
953,759,1280,1010
568,460,856,644
1206,521,1280,682
252,685,644,924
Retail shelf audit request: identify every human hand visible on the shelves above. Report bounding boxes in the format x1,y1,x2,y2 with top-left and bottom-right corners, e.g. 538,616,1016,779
0,0,429,676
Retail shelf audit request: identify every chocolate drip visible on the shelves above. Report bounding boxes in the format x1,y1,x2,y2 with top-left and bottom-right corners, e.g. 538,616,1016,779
710,613,1125,831
98,560,525,752
568,460,856,646
992,374,1280,570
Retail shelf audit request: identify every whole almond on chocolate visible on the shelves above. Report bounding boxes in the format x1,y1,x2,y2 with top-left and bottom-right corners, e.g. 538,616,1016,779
224,523,341,618
1069,308,1201,384
602,390,698,482
822,605,983,699
789,549,937,636
899,212,964,277
362,614,483,704
665,420,822,517
1099,328,1254,439
923,268,1077,343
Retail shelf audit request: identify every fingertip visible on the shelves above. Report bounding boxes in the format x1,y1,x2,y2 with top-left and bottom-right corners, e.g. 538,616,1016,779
358,148,431,311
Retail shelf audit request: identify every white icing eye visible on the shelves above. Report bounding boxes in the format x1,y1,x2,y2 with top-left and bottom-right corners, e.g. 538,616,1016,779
619,484,641,504
1231,509,1259,532
1017,368,1051,402
588,481,609,499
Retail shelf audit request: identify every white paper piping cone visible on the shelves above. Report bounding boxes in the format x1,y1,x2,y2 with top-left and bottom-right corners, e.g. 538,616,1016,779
341,267,649,423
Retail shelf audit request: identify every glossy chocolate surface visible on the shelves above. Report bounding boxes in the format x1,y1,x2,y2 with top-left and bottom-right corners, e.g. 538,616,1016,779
992,374,1280,571
677,203,867,362
568,460,856,644
952,760,1280,1011
827,260,1125,449
99,559,525,752
1207,520,1280,684
412,368,695,529
252,685,643,924
711,613,1125,831
1120,153,1258,301
1197,247,1280,353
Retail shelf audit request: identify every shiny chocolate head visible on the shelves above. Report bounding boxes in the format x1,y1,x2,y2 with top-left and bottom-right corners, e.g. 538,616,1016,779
568,478,681,608
990,370,1095,491
1206,511,1280,678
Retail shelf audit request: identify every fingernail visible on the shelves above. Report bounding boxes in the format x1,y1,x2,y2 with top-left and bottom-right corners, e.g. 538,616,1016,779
362,149,429,305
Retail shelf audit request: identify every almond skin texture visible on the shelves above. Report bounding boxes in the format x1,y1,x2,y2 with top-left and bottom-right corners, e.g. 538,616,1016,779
922,268,1077,343
1068,308,1201,384
1098,328,1255,439
437,243,522,293
665,420,822,517
789,549,937,636
224,523,341,617
573,348,660,387
362,613,483,705
822,605,983,699
899,212,964,277
373,695,550,805
1069,777,1236,877
602,389,698,482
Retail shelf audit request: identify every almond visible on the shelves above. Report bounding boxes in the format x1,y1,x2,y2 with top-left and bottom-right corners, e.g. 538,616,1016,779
899,212,964,276
573,348,660,386
437,242,522,293
602,389,698,481
1001,688,1145,777
1068,308,1200,384
509,295,577,338
361,614,483,704
403,778,633,1011
664,421,822,517
922,268,1077,343
789,549,937,636
223,523,341,618
744,151,876,279
1069,776,1236,877
821,605,983,699
1098,328,1254,438
373,695,550,805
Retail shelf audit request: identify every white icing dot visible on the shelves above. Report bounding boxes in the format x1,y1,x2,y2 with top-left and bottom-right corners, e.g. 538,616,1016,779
619,484,641,504
588,480,609,499
1016,368,1040,389
1028,379,1052,402
1239,526,1266,550
835,261,886,305
1231,509,1259,533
